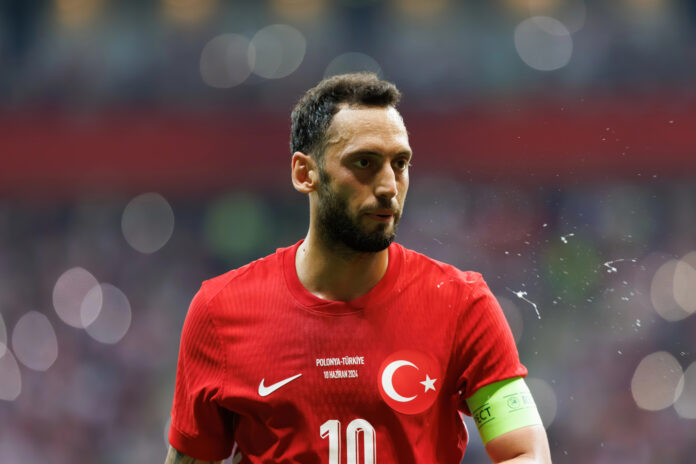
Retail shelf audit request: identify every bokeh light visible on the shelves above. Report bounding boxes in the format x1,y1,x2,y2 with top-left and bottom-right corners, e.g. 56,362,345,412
250,24,306,79
0,345,21,401
81,284,104,328
200,34,254,89
526,377,557,428
52,267,100,328
324,52,382,78
162,0,218,26
82,284,132,344
674,362,696,419
11,311,59,372
635,251,673,297
673,251,696,316
121,193,175,254
514,16,573,71
631,351,684,411
650,259,691,321
497,296,524,343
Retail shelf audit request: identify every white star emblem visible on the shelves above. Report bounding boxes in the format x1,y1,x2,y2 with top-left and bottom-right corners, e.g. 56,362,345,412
420,374,437,393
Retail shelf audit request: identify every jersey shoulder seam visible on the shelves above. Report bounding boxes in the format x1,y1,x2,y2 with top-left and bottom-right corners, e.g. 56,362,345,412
200,250,280,305
400,245,484,286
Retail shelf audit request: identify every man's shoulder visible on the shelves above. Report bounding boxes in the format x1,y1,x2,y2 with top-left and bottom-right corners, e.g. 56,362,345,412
198,243,293,304
397,243,485,288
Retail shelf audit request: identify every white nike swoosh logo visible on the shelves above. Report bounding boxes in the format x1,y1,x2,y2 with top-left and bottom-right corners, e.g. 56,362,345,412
258,373,303,397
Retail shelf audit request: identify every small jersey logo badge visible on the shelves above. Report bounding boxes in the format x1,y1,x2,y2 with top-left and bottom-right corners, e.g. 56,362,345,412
258,373,303,397
378,350,441,414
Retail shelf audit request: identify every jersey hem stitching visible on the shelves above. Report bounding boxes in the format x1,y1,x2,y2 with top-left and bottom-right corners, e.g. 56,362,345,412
169,422,231,461
170,420,197,441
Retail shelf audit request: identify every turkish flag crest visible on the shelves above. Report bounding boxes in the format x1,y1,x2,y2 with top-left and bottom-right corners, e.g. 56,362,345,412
377,350,441,415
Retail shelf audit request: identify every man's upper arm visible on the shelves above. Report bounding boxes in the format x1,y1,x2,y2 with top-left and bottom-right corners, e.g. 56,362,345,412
164,444,224,464
169,286,235,459
485,425,551,463
465,377,551,463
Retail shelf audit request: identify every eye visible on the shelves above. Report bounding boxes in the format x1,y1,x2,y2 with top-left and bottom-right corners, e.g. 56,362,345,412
354,158,371,168
394,158,410,170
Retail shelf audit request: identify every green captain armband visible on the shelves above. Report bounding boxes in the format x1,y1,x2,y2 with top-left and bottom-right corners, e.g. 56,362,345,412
465,377,543,445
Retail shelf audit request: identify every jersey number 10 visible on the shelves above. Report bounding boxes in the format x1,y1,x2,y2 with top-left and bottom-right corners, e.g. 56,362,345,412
320,418,376,464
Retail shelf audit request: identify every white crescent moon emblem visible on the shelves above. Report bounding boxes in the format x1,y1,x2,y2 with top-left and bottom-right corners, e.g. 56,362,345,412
381,360,419,403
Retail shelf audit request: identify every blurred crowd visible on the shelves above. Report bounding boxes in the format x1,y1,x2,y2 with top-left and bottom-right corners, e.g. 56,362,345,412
1,0,696,111
0,178,694,463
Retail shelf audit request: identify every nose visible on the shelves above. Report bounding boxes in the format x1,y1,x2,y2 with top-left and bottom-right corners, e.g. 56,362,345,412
374,163,398,201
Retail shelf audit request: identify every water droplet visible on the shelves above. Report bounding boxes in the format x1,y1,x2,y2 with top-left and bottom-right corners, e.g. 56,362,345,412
560,233,575,244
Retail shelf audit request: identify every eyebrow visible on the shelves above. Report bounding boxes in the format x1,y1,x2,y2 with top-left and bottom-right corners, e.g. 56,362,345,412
345,149,412,159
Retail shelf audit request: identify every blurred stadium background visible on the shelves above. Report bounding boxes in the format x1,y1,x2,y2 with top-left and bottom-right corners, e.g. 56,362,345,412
1,0,695,462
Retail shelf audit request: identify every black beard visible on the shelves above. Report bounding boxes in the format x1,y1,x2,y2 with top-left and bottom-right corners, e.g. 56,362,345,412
316,169,397,253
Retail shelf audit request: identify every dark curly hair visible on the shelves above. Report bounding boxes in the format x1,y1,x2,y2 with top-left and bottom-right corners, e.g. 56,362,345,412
290,72,402,165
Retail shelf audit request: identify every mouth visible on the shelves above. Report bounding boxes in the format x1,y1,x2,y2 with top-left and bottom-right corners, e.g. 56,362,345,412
365,211,395,223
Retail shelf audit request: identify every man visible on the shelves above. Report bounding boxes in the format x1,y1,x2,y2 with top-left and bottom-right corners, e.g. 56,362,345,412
166,73,552,463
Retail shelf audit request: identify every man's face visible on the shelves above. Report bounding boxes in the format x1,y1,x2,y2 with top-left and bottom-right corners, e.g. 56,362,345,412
315,105,412,253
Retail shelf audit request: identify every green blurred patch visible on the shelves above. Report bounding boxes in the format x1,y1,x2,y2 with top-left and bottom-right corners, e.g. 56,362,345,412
203,193,271,262
543,236,601,303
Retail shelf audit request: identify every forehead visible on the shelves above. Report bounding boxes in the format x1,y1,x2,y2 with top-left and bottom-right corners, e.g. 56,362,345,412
325,105,410,155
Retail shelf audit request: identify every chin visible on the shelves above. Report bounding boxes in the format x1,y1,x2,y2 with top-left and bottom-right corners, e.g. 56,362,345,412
346,228,396,253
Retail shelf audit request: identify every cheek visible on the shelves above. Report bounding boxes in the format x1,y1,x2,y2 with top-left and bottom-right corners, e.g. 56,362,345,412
333,185,363,213
334,177,370,203
399,178,409,201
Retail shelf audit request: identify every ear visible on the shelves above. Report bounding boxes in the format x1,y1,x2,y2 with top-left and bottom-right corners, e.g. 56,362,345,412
291,151,318,194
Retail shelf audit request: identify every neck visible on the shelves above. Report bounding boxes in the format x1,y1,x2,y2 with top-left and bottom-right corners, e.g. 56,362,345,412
295,229,389,301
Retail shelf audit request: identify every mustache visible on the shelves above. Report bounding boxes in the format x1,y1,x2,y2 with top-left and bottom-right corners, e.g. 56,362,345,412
362,197,398,212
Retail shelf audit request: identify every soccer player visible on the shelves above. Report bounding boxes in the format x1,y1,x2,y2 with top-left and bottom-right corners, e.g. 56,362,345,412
165,73,552,463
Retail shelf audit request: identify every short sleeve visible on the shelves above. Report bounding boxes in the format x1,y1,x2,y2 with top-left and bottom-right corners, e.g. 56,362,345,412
455,274,527,414
169,286,235,460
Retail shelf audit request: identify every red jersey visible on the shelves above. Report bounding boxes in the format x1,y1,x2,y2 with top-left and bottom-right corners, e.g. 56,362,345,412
169,241,526,463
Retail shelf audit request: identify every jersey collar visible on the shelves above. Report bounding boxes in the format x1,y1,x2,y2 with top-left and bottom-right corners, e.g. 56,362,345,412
281,239,403,314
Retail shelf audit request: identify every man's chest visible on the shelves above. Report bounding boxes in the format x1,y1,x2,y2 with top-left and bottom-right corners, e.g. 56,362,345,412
218,302,459,423
207,289,468,463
